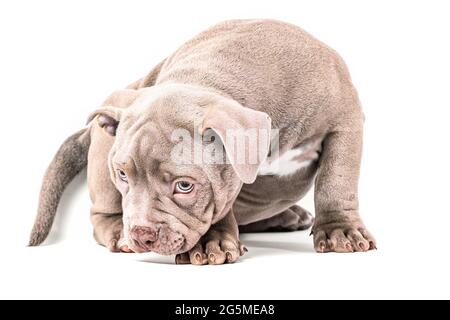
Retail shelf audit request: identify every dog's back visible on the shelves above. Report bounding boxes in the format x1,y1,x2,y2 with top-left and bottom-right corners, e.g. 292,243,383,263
155,19,355,135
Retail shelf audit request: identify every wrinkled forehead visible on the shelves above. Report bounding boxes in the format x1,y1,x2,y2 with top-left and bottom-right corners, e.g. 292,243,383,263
113,118,172,166
111,87,206,170
111,117,209,183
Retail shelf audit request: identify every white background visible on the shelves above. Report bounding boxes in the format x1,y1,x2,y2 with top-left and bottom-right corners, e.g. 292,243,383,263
0,0,449,299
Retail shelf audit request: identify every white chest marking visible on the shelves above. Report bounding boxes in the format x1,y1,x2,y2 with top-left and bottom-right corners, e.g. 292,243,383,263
258,145,316,177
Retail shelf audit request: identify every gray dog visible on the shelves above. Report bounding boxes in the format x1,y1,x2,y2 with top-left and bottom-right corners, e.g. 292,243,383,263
30,19,376,264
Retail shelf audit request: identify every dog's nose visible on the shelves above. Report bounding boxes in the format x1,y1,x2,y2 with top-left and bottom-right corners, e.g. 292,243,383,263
130,226,158,251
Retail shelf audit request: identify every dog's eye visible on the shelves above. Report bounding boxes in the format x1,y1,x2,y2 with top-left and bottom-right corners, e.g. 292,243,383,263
174,181,194,194
117,169,128,183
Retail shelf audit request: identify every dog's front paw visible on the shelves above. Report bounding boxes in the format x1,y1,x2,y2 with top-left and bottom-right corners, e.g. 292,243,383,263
312,222,376,253
175,232,247,265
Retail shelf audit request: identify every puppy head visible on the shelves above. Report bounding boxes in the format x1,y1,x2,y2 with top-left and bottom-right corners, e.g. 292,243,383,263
89,84,271,255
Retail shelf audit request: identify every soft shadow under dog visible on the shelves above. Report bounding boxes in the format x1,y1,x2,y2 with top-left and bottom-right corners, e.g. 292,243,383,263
137,231,314,264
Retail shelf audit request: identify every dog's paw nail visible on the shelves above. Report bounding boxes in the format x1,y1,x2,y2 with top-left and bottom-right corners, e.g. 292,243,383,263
358,242,366,251
239,244,248,255
194,252,202,263
370,242,377,250
345,243,353,252
226,252,233,262
209,253,216,263
108,239,120,252
319,241,326,252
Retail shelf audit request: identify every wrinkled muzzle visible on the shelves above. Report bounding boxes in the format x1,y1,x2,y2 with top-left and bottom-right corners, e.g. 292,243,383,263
128,223,186,255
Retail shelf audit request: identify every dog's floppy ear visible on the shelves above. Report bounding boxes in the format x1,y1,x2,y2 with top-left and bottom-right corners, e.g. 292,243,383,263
86,89,140,136
86,106,123,136
200,99,272,184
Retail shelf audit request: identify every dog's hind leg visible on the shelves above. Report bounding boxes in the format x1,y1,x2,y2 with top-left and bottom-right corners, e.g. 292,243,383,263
239,205,314,233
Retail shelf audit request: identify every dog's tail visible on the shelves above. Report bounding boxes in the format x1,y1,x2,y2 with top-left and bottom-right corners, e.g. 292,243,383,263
28,127,91,246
